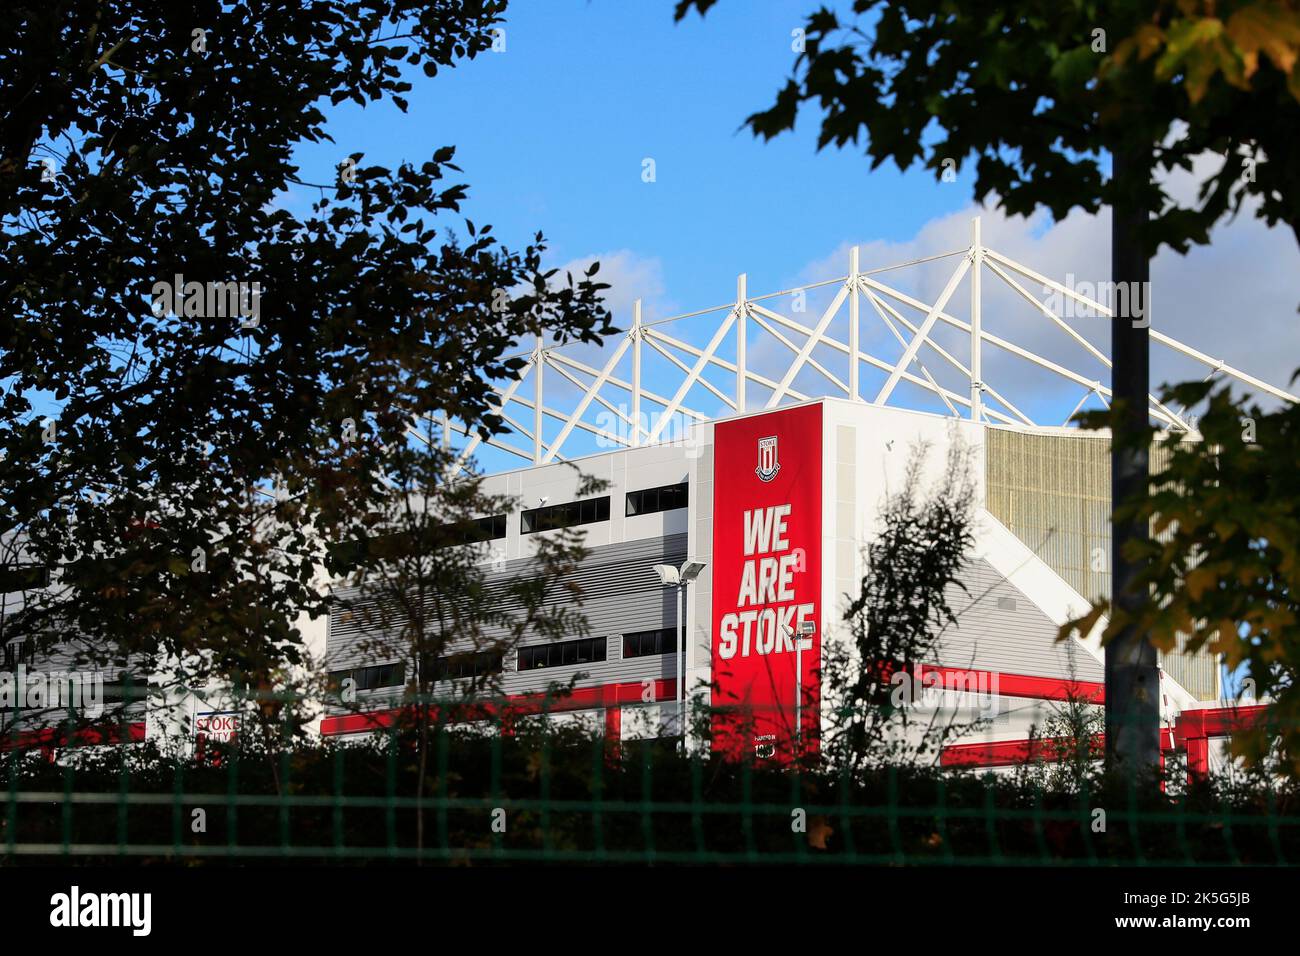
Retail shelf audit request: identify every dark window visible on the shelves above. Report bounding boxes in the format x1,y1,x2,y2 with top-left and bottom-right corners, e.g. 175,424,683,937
0,564,51,592
622,627,678,659
2,634,57,673
444,514,507,546
328,514,506,569
429,650,504,682
517,637,607,671
520,497,611,534
102,672,144,705
328,662,406,693
625,483,689,517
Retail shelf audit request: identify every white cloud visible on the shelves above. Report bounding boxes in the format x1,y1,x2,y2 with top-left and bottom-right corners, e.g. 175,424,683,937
552,248,673,331
500,172,1297,470
529,249,680,428
789,176,1300,419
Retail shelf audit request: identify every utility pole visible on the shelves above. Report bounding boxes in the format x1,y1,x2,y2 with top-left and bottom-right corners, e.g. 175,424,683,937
1106,139,1161,780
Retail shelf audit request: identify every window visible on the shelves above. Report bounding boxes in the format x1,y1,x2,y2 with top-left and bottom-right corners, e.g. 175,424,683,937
328,662,406,693
520,496,610,534
2,634,56,672
517,637,607,671
443,514,507,546
328,514,506,569
429,650,504,682
102,671,145,705
0,564,50,592
622,627,678,659
625,483,688,517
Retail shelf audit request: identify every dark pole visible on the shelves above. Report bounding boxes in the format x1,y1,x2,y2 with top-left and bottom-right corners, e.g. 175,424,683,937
1107,139,1161,779
678,582,686,748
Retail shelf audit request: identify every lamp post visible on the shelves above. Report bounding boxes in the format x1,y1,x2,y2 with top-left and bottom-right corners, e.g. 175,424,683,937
792,620,815,754
652,560,706,750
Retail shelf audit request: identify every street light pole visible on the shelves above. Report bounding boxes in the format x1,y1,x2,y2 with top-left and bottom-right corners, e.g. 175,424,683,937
795,635,802,751
652,560,706,752
790,621,815,756
676,580,685,750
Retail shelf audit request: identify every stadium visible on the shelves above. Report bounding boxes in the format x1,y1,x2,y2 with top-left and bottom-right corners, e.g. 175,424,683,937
306,219,1289,778
3,221,1291,780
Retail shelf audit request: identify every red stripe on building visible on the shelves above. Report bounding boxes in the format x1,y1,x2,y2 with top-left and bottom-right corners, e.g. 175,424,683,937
1173,703,1268,779
319,679,679,737
916,664,1104,704
0,720,146,753
941,733,1105,768
939,704,1270,782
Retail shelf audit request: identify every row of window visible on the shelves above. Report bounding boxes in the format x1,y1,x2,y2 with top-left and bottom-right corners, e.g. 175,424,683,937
621,627,678,659
521,481,688,535
517,636,608,671
428,650,504,682
2,634,60,671
522,496,610,534
328,649,509,694
328,662,407,693
518,628,680,670
329,513,508,569
439,514,508,545
13,484,688,592
0,565,51,593
0,659,141,705
625,483,688,517
331,629,680,689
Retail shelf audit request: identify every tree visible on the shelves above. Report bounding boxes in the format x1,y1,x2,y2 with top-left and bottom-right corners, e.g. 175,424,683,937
822,438,981,771
1014,679,1107,795
674,0,1300,777
1067,374,1300,773
0,1,614,726
327,417,603,854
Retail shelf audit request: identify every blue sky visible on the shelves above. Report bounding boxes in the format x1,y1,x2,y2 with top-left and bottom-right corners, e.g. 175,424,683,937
281,0,1300,471
289,1,970,316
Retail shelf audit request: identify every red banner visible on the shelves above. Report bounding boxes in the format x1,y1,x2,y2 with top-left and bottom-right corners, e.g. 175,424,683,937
710,403,822,761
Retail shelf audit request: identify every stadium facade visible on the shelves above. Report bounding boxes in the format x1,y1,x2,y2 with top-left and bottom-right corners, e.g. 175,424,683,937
320,396,1246,774
3,220,1290,777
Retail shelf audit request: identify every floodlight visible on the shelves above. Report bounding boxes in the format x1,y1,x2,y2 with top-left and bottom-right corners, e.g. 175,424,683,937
679,560,706,583
652,564,679,587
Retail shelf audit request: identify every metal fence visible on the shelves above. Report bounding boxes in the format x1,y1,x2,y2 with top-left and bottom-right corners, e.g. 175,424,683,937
3,704,1296,865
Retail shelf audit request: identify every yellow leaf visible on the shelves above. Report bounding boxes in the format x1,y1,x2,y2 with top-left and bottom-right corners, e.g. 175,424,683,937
1059,601,1107,644
1186,566,1218,601
808,816,834,850
1132,23,1167,61
1227,4,1300,80
1213,519,1237,540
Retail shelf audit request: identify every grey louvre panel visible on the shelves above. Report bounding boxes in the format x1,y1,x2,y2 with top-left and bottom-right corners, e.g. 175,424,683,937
985,426,1216,699
1,635,147,735
326,533,687,698
933,557,1103,684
